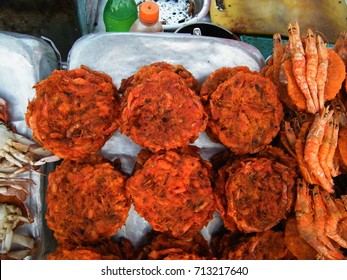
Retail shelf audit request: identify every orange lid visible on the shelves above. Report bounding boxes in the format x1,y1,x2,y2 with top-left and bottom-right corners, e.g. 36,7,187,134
139,2,160,24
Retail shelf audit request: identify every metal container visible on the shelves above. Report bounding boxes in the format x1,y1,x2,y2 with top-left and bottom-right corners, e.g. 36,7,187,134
0,31,265,258
67,32,265,248
78,0,211,32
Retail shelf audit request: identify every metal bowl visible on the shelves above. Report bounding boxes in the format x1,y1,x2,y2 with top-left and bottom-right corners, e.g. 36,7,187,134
175,22,239,40
153,0,211,31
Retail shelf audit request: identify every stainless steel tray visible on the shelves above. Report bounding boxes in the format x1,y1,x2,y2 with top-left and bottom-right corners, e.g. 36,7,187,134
0,31,266,259
67,32,265,249
68,32,265,86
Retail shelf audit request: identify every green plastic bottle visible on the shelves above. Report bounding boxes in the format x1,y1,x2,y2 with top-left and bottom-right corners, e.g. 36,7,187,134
103,0,138,32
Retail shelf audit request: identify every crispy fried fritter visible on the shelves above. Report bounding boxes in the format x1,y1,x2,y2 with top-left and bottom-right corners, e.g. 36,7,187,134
45,158,130,245
211,229,293,260
136,232,212,260
119,61,200,97
163,253,207,260
214,146,297,233
228,230,292,260
208,71,283,155
26,65,120,161
210,229,243,259
47,248,105,260
47,237,134,260
120,71,207,152
126,150,215,238
200,66,252,104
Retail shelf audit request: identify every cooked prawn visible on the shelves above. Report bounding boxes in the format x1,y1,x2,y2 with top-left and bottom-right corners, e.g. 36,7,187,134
316,35,329,112
318,116,334,183
288,22,316,114
322,192,347,249
305,29,319,111
295,179,344,260
272,33,285,85
295,122,317,184
326,116,339,177
312,185,337,252
304,107,334,193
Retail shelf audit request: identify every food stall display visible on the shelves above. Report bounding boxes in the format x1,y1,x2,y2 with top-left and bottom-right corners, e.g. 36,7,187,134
1,1,347,260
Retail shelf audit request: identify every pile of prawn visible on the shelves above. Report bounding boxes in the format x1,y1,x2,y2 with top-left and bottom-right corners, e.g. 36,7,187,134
260,21,347,260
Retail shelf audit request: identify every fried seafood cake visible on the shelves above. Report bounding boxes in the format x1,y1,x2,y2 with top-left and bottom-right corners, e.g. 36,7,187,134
211,229,293,260
228,230,292,260
136,231,212,260
208,71,283,155
200,66,252,104
47,248,104,260
26,65,120,161
214,146,297,233
126,150,214,238
47,237,134,260
120,71,207,152
46,158,130,245
163,253,207,260
119,61,200,97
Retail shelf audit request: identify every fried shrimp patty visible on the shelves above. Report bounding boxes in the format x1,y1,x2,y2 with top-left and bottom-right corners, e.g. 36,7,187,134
120,71,207,152
208,71,283,155
47,237,134,260
228,230,291,260
214,146,297,233
119,61,200,97
200,66,252,104
126,150,214,238
47,248,105,260
136,232,212,260
45,158,130,245
26,65,120,161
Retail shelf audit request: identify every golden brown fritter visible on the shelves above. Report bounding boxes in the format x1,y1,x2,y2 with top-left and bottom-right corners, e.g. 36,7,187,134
47,237,134,260
136,231,212,260
120,71,207,152
200,66,252,104
208,71,283,155
45,158,130,245
47,248,104,260
211,228,295,260
228,230,292,260
119,61,200,97
214,146,297,233
26,65,120,161
126,150,215,238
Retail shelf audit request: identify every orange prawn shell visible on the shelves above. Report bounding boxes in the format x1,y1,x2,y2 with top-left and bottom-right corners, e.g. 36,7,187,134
284,216,318,260
283,49,346,112
338,125,347,169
